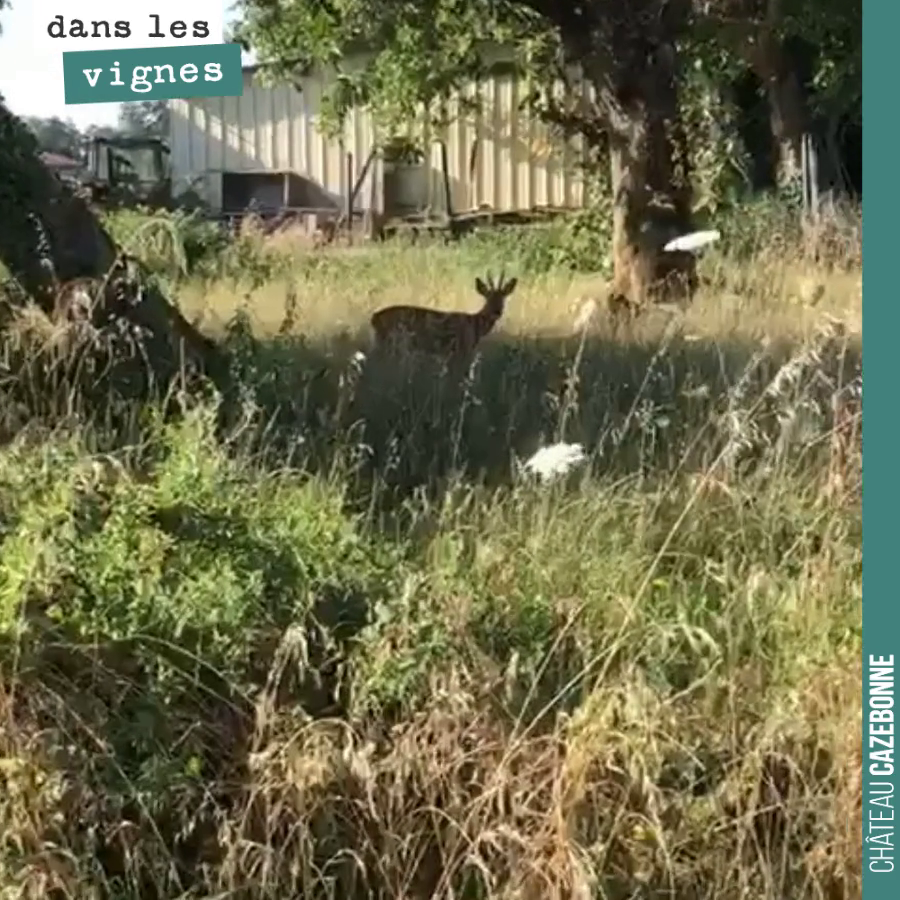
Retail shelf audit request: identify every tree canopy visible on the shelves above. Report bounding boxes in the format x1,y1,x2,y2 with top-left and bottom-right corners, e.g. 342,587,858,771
234,0,859,305
235,0,859,163
118,100,171,139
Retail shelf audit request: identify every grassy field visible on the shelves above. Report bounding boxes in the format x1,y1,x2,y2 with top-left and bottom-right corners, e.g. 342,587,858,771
0,201,862,899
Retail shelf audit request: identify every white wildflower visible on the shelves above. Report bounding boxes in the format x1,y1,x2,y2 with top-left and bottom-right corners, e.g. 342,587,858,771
663,229,721,253
522,442,587,481
573,296,599,333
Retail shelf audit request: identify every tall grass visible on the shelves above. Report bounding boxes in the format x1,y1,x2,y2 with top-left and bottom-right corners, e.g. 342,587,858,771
0,199,862,899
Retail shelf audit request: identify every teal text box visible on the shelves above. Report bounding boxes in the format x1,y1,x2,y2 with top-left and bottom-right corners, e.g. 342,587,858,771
63,42,243,105
864,0,898,895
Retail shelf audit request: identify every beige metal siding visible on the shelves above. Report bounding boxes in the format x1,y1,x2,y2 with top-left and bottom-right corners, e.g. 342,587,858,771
169,66,588,214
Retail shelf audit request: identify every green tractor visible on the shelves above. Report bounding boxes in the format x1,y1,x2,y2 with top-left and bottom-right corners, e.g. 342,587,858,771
84,135,172,208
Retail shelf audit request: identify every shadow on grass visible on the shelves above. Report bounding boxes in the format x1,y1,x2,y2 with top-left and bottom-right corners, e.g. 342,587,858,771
224,321,860,508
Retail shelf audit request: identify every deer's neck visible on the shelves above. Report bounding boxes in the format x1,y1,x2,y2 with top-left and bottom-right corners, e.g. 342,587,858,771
477,300,504,334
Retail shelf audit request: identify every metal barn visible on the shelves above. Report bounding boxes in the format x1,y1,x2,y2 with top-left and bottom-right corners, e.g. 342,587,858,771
168,61,590,223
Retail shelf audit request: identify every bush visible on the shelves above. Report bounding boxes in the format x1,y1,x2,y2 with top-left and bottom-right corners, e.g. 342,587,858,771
102,207,292,287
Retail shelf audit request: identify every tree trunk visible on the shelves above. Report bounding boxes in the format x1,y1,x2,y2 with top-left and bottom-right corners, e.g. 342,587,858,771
0,99,230,395
592,3,696,308
723,0,815,189
521,0,696,309
744,31,809,187
606,99,696,308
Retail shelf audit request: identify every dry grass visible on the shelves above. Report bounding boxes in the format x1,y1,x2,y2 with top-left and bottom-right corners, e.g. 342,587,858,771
179,247,861,346
0,207,862,900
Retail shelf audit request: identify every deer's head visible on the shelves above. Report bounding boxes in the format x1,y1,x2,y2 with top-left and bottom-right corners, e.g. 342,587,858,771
475,271,518,317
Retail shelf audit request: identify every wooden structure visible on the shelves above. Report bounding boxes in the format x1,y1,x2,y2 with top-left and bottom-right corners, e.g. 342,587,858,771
168,58,592,232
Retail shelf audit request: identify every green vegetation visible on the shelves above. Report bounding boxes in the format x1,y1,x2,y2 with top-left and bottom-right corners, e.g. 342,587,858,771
0,2,863,896
0,201,862,899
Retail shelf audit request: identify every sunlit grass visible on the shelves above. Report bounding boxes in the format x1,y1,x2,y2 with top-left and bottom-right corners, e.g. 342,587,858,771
178,240,861,345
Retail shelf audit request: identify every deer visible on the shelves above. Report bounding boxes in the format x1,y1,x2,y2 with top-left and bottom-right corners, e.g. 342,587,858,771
370,271,518,360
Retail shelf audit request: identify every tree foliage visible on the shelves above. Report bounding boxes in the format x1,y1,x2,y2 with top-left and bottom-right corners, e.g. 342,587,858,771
15,104,170,167
118,100,171,138
22,115,83,158
236,1,527,137
237,2,697,146
236,0,859,171
703,0,861,122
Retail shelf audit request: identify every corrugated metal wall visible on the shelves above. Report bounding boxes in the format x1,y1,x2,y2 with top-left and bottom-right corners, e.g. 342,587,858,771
169,65,590,215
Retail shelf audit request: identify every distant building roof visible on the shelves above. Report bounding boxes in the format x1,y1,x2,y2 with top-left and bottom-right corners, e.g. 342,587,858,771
40,151,83,170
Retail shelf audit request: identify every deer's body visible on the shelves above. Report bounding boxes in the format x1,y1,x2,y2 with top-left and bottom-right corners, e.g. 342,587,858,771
370,273,517,358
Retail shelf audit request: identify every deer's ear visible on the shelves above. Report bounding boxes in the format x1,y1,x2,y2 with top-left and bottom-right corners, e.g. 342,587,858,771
475,278,486,294
506,278,518,294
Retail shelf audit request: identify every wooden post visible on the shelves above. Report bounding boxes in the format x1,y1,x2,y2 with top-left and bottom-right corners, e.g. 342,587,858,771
345,151,354,245
439,140,458,241
347,148,378,241
468,139,479,210
369,151,380,240
439,140,453,221
349,148,377,207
